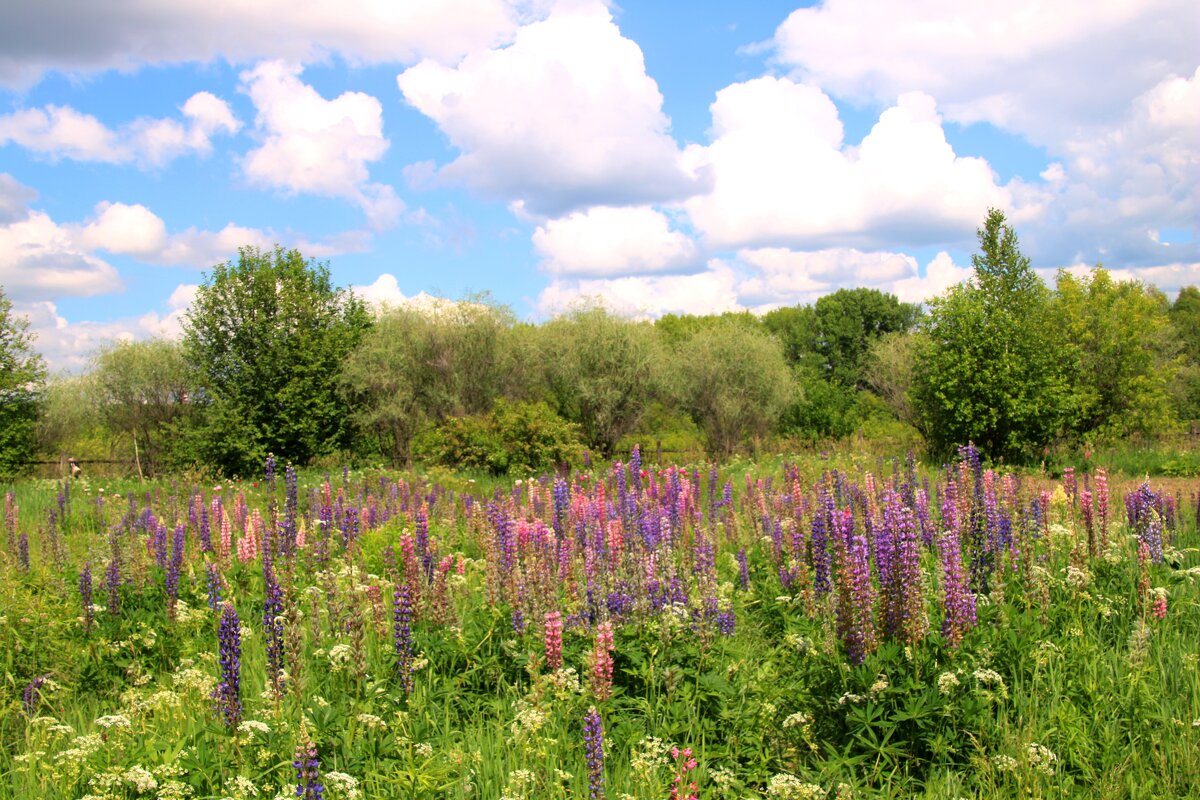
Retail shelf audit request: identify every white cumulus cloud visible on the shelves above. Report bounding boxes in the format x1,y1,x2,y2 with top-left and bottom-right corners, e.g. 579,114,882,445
683,78,1015,251
0,92,239,167
398,1,704,215
241,61,402,229
533,206,698,277
537,259,743,318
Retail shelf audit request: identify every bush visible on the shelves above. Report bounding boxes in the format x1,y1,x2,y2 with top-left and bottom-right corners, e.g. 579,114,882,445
419,401,582,476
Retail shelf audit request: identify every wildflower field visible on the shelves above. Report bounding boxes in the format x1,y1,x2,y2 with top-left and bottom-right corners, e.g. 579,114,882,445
2,447,1199,800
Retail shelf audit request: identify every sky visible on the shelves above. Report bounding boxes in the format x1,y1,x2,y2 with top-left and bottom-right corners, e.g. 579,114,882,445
1,0,1197,371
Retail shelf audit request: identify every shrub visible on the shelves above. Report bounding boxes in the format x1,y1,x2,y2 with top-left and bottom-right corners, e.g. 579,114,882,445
420,401,582,475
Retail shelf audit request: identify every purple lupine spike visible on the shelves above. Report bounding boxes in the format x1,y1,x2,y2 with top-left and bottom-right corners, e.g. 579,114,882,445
842,529,877,665
810,495,831,594
393,582,414,693
212,602,242,729
294,728,324,800
16,531,29,570
884,503,925,646
736,547,750,591
80,563,94,635
198,501,212,553
263,563,285,692
22,675,49,717
938,523,975,649
206,562,223,611
166,524,185,620
583,707,606,800
105,535,122,617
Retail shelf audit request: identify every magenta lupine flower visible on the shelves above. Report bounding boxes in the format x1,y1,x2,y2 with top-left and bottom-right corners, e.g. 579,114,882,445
884,503,925,646
213,602,242,729
1095,469,1110,551
1080,488,1095,557
590,621,614,701
544,610,564,671
582,706,606,800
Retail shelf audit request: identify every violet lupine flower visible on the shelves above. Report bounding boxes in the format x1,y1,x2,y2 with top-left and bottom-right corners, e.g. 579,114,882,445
583,706,606,800
165,524,185,619
198,501,212,553
544,610,564,670
293,728,324,800
393,582,414,693
841,531,877,665
938,524,975,650
213,602,242,729
206,562,223,611
80,563,94,635
810,497,831,594
22,674,49,717
717,604,736,637
16,531,29,570
263,564,286,692
884,504,925,646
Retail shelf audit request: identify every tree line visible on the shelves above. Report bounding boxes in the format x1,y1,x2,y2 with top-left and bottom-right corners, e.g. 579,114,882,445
3,210,1198,478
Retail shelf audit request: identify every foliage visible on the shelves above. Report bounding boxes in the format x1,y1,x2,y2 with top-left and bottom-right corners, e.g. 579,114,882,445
535,307,667,456
181,246,371,475
1053,267,1178,440
862,331,920,428
90,339,195,475
913,209,1070,462
418,400,582,475
340,300,513,466
781,367,862,441
671,320,793,456
764,288,921,388
0,286,46,478
1169,286,1200,422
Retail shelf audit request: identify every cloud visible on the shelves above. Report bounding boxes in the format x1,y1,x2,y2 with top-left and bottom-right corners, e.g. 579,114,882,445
241,61,402,229
889,251,973,304
736,247,919,306
16,286,196,372
350,273,456,312
0,93,239,167
0,209,123,302
398,1,704,215
537,259,743,318
532,206,698,277
0,172,37,224
0,0,519,88
683,78,1015,251
772,0,1197,146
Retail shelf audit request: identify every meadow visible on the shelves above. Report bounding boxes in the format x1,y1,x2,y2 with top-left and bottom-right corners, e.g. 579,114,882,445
1,447,1198,800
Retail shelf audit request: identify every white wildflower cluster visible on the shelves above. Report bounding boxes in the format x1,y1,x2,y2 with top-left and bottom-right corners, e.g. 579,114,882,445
414,742,433,759
172,666,216,695
937,671,961,696
123,765,158,793
1064,565,1093,590
782,711,811,729
972,668,1008,700
767,773,825,799
629,735,671,780
94,714,132,730
55,733,104,764
355,713,386,730
1026,742,1057,776
510,702,549,740
223,774,260,799
157,779,195,799
540,666,582,699
785,634,816,656
238,720,272,737
991,754,1018,773
499,768,536,800
327,643,355,670
325,771,363,800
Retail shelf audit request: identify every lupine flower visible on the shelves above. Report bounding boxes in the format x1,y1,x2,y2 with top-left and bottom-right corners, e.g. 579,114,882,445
166,524,185,620
669,746,700,800
841,530,877,665
80,563,94,635
206,562,223,611
294,722,324,800
938,524,975,649
590,621,614,701
22,674,49,717
263,564,286,692
393,582,414,693
17,531,29,570
582,706,605,800
736,547,750,591
213,602,242,729
544,611,564,671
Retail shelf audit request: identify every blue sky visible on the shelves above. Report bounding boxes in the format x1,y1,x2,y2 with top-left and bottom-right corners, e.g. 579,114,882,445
0,0,1196,370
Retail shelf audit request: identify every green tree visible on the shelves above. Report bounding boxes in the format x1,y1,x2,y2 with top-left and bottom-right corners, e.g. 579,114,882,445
182,246,371,475
339,300,513,465
913,209,1069,462
1169,286,1200,422
535,307,667,456
91,339,195,475
671,319,793,457
0,286,46,478
1053,267,1177,439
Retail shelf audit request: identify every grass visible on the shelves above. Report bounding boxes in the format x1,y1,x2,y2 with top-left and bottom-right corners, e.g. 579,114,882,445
1,451,1198,799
